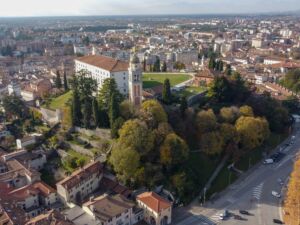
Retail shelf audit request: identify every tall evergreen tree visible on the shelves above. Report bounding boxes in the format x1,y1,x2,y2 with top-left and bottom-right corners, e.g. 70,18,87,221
92,98,99,127
63,70,68,91
98,78,123,111
208,57,216,69
153,57,161,72
71,89,82,126
55,70,62,89
162,61,167,72
180,96,188,118
143,59,146,72
83,99,92,129
162,79,172,104
225,64,232,76
219,61,224,72
109,93,120,128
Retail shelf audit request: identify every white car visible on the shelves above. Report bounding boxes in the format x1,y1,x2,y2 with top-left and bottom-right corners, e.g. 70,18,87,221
272,191,281,198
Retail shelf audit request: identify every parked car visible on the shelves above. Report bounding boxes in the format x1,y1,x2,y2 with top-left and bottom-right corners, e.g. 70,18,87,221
263,158,274,164
239,210,250,215
272,191,281,198
273,219,284,224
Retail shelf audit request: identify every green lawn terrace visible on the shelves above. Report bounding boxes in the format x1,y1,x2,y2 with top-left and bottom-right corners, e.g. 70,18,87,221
46,91,72,110
143,73,192,88
143,73,207,97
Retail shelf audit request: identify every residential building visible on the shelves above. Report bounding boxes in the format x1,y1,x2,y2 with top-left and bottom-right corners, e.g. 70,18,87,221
56,161,103,205
75,55,129,95
16,136,37,149
26,209,74,225
136,192,172,225
82,194,138,225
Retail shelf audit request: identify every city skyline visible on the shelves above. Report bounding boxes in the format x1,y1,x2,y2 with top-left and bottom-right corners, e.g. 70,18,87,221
0,0,299,17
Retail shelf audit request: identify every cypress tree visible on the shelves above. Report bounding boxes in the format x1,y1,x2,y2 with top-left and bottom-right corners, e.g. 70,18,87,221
162,78,172,104
92,98,99,128
219,61,224,72
162,61,167,72
83,99,92,129
225,64,232,76
71,89,82,127
208,57,215,69
63,70,68,91
109,93,119,128
180,96,188,118
55,70,62,89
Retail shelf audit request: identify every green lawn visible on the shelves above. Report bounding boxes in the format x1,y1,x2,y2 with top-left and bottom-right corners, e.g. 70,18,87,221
143,73,192,88
48,91,72,110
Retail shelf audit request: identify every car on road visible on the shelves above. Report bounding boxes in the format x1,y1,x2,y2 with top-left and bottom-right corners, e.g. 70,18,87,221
273,219,284,224
219,210,229,220
272,191,281,198
234,215,247,221
270,152,286,162
263,158,274,164
239,210,250,215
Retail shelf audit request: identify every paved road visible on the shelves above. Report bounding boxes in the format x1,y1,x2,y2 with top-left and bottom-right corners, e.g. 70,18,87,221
174,124,300,225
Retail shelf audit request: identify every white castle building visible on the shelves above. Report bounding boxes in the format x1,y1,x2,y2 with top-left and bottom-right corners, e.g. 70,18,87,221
75,54,142,106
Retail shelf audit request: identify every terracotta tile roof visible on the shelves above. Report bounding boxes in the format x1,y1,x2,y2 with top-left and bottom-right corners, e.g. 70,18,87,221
57,161,103,190
137,192,171,213
25,209,74,225
76,55,129,72
99,177,132,198
83,194,134,222
8,181,56,200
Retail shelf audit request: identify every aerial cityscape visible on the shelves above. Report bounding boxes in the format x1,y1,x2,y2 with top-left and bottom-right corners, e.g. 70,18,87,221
0,1,300,225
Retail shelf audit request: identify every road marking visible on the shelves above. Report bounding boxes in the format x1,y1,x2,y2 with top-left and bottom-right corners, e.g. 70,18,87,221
252,183,264,200
274,155,293,170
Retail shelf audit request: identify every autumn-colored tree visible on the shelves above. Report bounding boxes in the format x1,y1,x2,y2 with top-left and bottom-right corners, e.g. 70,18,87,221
118,119,154,157
235,116,270,151
220,106,240,124
284,158,300,225
239,105,254,117
109,146,141,185
160,133,189,168
196,109,217,133
140,100,168,129
199,131,224,155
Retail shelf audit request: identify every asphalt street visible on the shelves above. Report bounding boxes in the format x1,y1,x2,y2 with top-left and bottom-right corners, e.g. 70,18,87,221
174,123,300,225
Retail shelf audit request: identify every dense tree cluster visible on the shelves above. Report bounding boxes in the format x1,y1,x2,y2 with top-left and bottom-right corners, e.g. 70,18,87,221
70,70,123,130
279,69,300,93
109,99,190,194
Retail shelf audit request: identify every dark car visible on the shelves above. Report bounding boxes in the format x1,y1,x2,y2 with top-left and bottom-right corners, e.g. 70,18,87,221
273,219,284,224
239,210,250,215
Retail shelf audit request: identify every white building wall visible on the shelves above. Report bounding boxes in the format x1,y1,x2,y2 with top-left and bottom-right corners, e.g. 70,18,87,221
75,60,129,95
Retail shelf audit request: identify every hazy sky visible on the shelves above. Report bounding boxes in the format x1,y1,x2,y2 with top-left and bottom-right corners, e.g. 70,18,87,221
0,0,299,17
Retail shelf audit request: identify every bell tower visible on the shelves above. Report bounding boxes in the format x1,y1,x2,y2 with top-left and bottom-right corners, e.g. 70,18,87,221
128,52,143,106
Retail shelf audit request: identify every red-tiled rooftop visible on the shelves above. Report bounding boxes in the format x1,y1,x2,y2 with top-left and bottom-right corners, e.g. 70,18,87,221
137,192,171,213
57,161,103,190
76,55,129,72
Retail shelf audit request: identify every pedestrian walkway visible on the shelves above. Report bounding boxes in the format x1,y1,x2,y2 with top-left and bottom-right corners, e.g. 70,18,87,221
252,182,264,200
